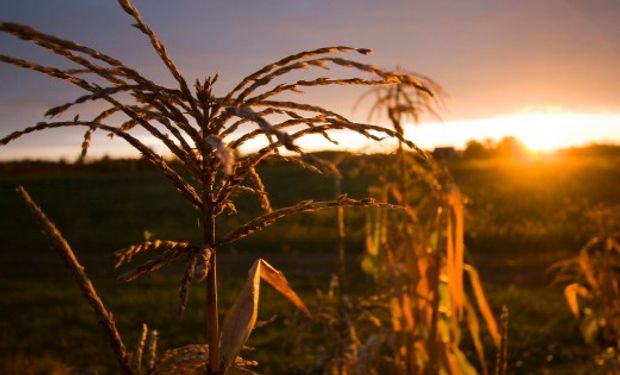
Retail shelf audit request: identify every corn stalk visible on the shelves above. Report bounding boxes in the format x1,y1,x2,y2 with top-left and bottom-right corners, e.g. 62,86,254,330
1,2,439,374
352,79,498,374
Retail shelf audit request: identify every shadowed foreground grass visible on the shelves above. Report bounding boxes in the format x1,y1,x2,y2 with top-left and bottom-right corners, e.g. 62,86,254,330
1,151,619,374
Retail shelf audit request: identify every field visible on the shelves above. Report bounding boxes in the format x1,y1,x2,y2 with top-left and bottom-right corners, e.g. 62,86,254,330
1,150,619,374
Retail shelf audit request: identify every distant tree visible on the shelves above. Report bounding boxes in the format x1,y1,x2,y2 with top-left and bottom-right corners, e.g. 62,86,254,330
463,140,489,159
562,144,620,157
495,136,528,158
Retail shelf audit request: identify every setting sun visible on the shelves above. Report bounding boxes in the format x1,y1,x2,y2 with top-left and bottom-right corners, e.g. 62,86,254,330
486,112,619,152
405,111,620,153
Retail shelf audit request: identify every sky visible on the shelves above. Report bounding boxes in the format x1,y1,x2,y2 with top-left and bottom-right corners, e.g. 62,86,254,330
1,0,619,159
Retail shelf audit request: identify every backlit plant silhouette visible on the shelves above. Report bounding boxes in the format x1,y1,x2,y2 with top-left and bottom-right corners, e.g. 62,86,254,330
551,205,620,373
0,1,439,374
291,72,500,375
351,77,499,374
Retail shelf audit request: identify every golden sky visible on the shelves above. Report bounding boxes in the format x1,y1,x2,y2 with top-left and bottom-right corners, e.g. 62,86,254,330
1,0,619,159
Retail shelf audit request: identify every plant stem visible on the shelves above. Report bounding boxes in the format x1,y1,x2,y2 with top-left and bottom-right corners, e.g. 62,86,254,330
335,172,346,374
17,186,133,375
427,206,444,375
397,140,408,204
206,254,219,374
202,162,220,375
206,237,219,373
495,306,509,375
335,172,346,292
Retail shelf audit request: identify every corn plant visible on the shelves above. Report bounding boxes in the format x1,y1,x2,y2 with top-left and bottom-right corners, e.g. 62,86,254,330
550,205,620,373
352,78,499,375
355,67,444,200
290,70,498,375
289,71,442,375
0,1,440,374
357,156,500,375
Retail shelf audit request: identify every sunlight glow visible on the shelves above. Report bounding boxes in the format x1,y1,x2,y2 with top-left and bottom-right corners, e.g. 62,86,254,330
2,112,619,161
236,111,620,156
406,112,620,152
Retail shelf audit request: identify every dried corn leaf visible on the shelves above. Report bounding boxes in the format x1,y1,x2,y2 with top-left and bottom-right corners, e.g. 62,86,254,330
219,258,310,372
389,297,403,332
401,294,415,331
453,349,478,375
464,264,500,347
445,186,464,320
258,260,310,317
365,210,381,257
437,339,460,375
578,248,599,291
464,296,489,375
564,283,591,317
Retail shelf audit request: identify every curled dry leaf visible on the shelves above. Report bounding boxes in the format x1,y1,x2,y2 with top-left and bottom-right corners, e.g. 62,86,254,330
564,283,591,318
464,264,500,347
464,296,489,375
219,258,310,373
578,247,599,292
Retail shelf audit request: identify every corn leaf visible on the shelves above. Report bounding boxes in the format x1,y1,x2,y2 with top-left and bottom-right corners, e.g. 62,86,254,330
219,258,310,372
564,283,590,317
437,339,460,375
464,264,500,346
578,248,599,291
445,186,464,321
464,295,489,375
258,260,311,317
453,349,478,375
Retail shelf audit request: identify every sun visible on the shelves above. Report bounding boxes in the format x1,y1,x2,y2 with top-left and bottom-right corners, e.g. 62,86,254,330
495,111,620,152
401,110,620,154
501,113,579,152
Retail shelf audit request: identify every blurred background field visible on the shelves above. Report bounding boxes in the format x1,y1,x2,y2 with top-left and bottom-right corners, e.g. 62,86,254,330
1,145,619,374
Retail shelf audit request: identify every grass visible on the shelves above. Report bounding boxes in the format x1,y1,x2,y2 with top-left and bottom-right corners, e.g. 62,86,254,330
1,151,619,373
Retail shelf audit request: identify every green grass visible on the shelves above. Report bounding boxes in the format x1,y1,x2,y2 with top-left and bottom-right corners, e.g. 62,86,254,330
1,152,619,374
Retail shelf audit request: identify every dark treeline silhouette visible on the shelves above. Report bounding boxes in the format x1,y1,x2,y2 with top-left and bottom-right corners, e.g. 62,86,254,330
0,156,154,175
463,136,529,159
463,137,620,159
558,144,620,157
1,142,619,174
